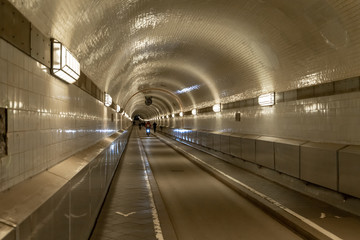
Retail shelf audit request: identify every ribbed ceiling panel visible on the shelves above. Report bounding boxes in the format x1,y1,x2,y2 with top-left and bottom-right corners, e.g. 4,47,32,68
12,0,360,117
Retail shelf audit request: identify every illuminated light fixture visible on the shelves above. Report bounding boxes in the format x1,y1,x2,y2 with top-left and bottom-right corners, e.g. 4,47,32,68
105,93,112,107
51,39,80,84
116,105,121,113
258,92,275,106
166,115,169,118
179,112,183,117
213,104,221,113
172,113,175,118
192,109,197,116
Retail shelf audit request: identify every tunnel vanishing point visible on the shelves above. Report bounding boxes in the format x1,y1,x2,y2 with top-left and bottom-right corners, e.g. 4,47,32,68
1,0,360,239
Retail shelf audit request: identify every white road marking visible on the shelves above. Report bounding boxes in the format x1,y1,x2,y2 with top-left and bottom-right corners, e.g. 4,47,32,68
138,139,164,240
162,137,343,240
116,211,136,217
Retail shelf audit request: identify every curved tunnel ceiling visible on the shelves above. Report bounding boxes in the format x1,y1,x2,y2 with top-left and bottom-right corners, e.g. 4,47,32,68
127,94,175,118
123,88,183,114
13,0,360,118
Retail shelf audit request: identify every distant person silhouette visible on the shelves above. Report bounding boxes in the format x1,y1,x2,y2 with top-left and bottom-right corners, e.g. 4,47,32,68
153,122,157,133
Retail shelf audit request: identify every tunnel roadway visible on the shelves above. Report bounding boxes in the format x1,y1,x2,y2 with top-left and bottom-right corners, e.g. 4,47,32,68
139,128,304,240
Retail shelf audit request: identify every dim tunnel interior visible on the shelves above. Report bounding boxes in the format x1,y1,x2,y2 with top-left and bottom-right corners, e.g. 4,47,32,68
2,0,360,239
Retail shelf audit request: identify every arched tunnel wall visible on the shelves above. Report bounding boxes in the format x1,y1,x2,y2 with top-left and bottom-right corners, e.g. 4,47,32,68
2,0,360,238
0,39,132,191
160,90,360,145
1,0,360,205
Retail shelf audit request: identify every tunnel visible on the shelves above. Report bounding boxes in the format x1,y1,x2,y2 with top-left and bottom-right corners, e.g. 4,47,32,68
1,0,360,239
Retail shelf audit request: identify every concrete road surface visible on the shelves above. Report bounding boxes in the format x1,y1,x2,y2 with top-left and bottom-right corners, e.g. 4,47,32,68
141,136,303,240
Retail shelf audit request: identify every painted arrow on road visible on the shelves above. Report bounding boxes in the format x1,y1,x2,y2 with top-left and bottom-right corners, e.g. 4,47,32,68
115,211,136,217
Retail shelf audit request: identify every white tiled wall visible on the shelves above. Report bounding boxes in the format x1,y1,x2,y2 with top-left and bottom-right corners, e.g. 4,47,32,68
163,91,360,145
0,39,129,191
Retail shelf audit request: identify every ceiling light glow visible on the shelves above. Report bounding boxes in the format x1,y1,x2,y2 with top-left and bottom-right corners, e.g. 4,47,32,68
213,104,221,113
176,85,201,94
105,93,112,107
258,92,275,106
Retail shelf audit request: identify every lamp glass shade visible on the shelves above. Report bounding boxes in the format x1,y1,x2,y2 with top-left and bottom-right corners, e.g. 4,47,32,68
258,93,275,106
213,104,221,112
52,40,80,84
105,93,112,107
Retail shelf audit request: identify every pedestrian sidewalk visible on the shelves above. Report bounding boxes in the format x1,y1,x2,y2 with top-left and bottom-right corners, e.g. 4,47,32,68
90,131,160,240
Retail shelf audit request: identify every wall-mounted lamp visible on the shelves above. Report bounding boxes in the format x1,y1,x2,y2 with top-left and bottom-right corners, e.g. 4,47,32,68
172,113,175,118
116,105,121,113
258,92,275,106
179,112,183,117
192,109,197,116
105,93,112,107
51,39,80,84
213,104,221,113
166,115,169,119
